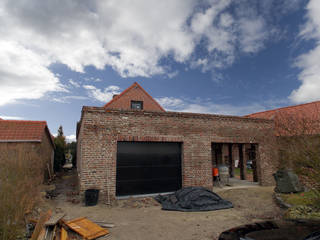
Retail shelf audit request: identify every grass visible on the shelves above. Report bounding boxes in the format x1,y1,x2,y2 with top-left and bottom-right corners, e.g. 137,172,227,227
280,191,319,206
0,145,43,239
281,191,320,220
234,168,253,176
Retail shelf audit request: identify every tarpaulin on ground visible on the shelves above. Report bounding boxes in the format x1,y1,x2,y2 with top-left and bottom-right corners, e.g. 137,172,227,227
155,186,233,212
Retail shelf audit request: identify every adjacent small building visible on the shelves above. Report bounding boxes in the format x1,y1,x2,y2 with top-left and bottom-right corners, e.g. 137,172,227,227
246,100,320,136
77,82,276,201
246,100,320,169
0,119,55,180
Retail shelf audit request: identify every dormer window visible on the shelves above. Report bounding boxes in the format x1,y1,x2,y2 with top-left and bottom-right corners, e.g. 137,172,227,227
131,100,143,110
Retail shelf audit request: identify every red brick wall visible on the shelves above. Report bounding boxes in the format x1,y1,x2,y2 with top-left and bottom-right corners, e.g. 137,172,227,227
40,131,55,177
0,134,54,182
104,84,164,112
77,107,276,202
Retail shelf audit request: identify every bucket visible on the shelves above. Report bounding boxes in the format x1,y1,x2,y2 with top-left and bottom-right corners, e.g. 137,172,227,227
218,165,229,185
85,189,99,206
212,168,219,177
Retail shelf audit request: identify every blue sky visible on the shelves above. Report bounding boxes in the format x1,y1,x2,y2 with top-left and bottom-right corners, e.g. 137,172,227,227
1,0,320,142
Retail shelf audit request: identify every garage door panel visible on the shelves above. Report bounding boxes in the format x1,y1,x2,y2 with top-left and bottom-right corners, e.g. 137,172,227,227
117,165,181,181
116,142,182,196
117,154,180,167
116,178,181,196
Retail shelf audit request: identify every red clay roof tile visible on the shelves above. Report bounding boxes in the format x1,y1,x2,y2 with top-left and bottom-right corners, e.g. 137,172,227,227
246,100,320,136
0,120,50,142
103,82,165,112
245,101,320,120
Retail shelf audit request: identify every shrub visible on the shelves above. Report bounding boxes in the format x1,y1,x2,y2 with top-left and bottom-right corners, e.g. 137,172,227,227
0,145,42,240
276,109,320,206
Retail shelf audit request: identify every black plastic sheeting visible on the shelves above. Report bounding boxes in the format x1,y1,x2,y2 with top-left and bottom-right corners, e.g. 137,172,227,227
155,187,233,212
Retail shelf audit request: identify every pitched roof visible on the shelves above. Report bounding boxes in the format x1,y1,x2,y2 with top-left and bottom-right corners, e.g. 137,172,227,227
245,100,320,120
103,82,165,112
0,120,55,146
246,100,320,136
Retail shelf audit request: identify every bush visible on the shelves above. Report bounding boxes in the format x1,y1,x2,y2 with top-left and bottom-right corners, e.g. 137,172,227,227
276,109,320,206
0,145,42,240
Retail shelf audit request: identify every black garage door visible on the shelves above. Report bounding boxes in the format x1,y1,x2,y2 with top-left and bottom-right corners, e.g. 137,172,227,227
116,142,182,196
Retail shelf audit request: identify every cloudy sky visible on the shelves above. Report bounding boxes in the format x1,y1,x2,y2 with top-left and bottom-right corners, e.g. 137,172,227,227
0,0,319,141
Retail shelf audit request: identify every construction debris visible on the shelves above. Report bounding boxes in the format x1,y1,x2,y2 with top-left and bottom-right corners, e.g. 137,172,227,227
45,213,66,226
31,210,52,240
63,217,109,239
28,211,110,240
60,227,68,240
94,222,115,228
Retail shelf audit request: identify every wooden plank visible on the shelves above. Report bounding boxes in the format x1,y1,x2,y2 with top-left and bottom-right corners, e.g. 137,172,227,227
50,225,57,240
65,217,109,240
45,213,66,226
66,217,85,224
60,227,68,240
43,226,56,240
52,225,59,240
31,210,52,240
94,222,115,228
29,218,38,224
36,228,46,240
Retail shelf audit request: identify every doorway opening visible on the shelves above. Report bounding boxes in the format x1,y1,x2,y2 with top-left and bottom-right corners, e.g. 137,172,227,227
211,143,259,183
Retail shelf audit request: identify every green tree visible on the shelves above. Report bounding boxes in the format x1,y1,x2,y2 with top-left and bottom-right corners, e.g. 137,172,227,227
54,125,66,172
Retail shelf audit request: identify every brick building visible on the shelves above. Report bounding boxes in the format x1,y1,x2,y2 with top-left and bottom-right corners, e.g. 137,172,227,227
77,82,276,201
246,100,320,136
246,100,320,169
0,119,55,181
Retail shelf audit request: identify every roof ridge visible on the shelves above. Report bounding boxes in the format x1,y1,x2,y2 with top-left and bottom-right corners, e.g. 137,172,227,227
0,120,54,146
103,82,137,108
0,119,47,123
134,82,165,111
245,100,320,117
103,82,165,111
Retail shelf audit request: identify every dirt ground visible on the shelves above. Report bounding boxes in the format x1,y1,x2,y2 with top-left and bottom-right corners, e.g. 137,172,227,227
42,170,283,240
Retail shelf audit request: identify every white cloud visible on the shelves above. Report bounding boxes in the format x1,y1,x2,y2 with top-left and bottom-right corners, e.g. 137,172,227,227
211,71,224,83
1,0,197,77
52,95,88,103
84,85,121,102
189,0,274,72
167,71,179,79
53,133,76,142
180,103,265,116
66,134,76,143
0,0,303,106
0,40,65,106
238,17,267,53
190,0,236,66
83,77,103,82
69,79,80,88
219,13,234,28
0,115,24,120
155,97,184,109
156,96,265,116
290,0,320,103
